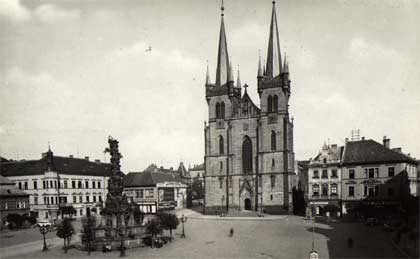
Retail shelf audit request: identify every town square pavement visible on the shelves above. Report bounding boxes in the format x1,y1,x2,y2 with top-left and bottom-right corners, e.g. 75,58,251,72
0,209,404,259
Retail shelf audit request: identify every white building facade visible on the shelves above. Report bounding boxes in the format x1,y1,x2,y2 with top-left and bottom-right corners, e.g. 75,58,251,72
1,149,111,220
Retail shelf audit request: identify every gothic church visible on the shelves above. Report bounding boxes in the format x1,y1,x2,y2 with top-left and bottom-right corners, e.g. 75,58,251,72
204,1,295,215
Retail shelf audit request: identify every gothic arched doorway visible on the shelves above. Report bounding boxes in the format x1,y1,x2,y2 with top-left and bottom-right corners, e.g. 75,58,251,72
244,198,251,210
242,136,252,174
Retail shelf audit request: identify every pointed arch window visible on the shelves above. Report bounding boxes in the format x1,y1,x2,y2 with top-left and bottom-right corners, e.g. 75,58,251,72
267,95,273,112
273,95,278,112
242,136,253,174
221,102,225,118
271,131,276,151
219,136,224,155
216,103,221,119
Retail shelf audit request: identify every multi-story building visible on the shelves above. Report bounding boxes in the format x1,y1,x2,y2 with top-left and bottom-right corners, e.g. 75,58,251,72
0,175,30,225
123,169,187,214
0,148,112,220
341,137,418,214
307,143,343,216
204,1,295,215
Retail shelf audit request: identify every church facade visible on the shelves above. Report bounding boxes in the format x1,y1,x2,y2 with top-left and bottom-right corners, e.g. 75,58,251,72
204,2,295,215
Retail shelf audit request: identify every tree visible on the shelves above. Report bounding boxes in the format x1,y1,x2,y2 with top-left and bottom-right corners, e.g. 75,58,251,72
56,218,75,253
6,214,25,229
133,206,144,225
145,219,163,248
59,206,76,219
191,178,204,199
80,212,96,255
158,212,180,241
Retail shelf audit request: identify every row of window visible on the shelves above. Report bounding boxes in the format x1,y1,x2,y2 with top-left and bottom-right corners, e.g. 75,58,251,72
313,169,338,179
17,179,103,190
218,131,277,155
1,201,28,210
312,167,396,179
347,185,394,197
125,188,155,199
347,167,395,179
34,195,103,205
312,183,338,196
312,185,396,198
218,175,277,189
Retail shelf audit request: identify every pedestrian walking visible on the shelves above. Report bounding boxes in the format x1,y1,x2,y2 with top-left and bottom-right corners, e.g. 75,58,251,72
229,228,234,237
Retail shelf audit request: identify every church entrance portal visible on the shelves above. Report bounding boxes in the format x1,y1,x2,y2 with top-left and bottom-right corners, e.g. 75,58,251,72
244,198,251,210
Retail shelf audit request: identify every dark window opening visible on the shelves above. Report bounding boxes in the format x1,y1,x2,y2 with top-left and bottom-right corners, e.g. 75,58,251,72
267,95,273,112
273,95,278,112
219,136,224,155
271,131,276,151
242,136,253,174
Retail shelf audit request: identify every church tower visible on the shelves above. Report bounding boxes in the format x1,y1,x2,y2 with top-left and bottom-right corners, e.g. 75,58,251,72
204,1,294,215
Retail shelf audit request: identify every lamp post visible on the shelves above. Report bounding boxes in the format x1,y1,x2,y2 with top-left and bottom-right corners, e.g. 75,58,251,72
309,204,318,259
180,214,187,238
38,224,49,252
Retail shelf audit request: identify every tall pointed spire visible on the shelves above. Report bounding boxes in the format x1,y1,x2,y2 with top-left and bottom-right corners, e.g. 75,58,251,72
265,1,282,79
228,60,234,83
215,0,230,86
257,50,263,77
205,60,211,85
237,65,241,88
283,53,289,73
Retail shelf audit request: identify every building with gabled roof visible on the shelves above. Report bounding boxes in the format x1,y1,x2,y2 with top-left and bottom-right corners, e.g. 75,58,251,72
307,143,344,216
0,175,30,225
0,148,113,221
341,136,418,214
123,169,187,214
203,1,295,215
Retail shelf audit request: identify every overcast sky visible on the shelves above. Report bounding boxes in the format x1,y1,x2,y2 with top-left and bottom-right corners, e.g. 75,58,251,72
1,0,419,172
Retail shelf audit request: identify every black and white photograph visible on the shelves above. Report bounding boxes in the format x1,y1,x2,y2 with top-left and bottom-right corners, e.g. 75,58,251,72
0,0,419,258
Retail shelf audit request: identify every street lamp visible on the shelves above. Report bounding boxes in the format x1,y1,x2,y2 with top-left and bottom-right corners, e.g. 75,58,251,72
180,214,187,238
309,204,318,259
38,224,49,252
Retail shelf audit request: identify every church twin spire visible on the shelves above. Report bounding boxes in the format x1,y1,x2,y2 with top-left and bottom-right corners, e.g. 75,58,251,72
209,1,287,88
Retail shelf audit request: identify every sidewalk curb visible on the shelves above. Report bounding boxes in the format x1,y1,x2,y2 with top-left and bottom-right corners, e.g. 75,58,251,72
185,215,288,221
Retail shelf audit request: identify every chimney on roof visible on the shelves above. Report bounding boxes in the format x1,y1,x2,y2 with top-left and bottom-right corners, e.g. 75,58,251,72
69,155,73,158
361,137,365,140
345,138,348,143
84,156,89,161
94,159,100,163
383,136,390,149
